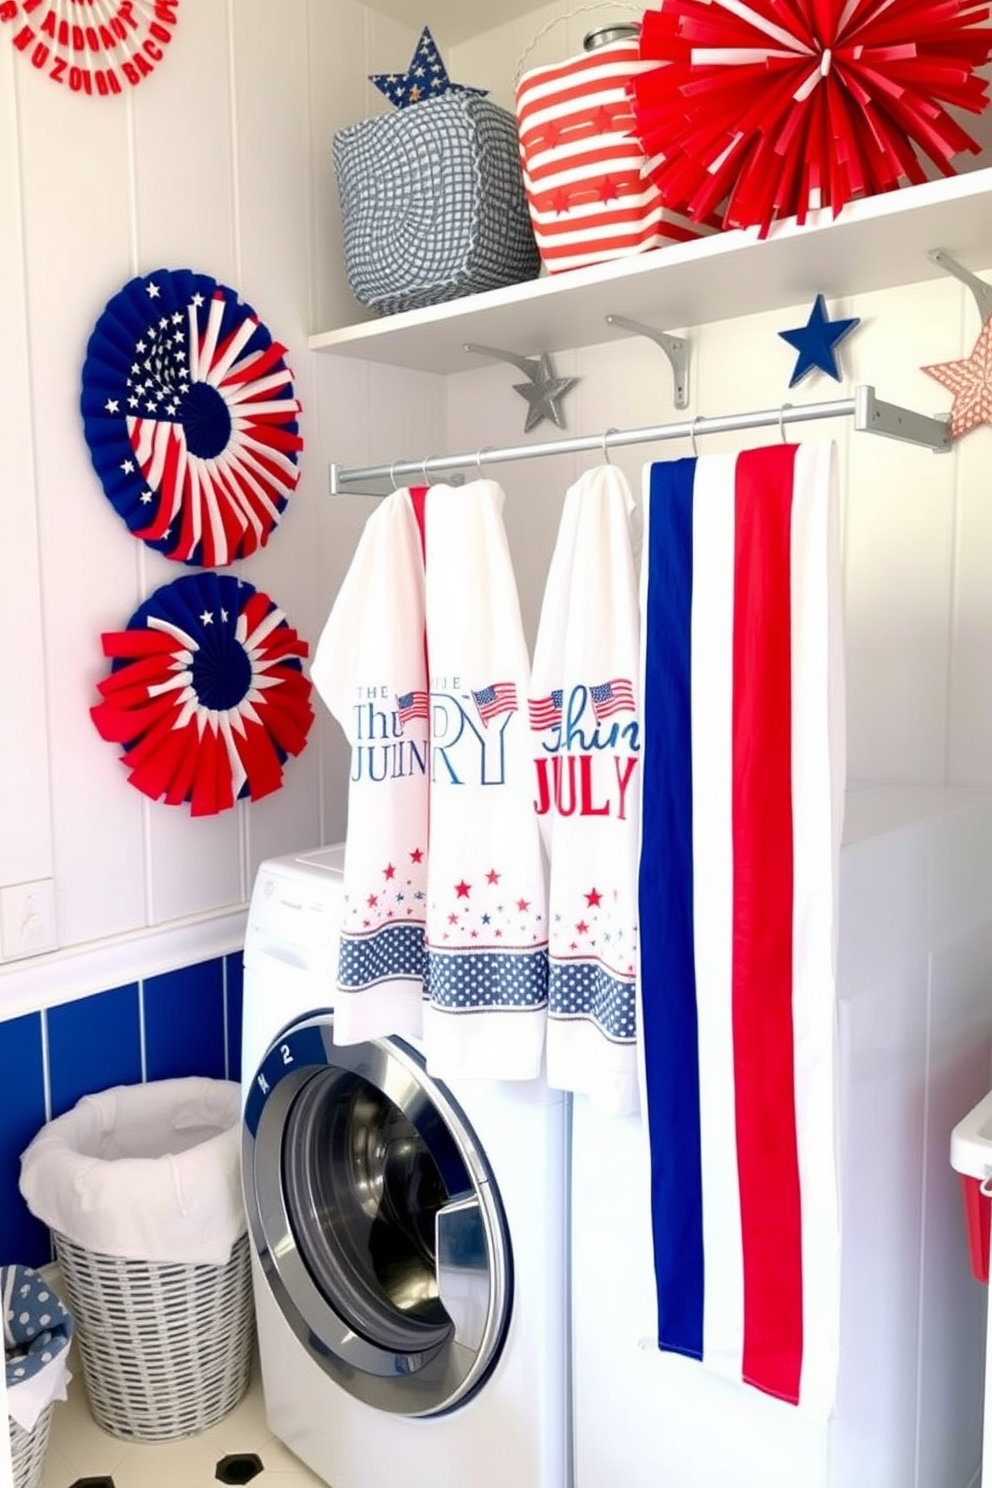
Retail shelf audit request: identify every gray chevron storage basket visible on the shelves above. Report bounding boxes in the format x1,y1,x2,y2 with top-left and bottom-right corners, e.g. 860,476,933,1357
332,94,541,316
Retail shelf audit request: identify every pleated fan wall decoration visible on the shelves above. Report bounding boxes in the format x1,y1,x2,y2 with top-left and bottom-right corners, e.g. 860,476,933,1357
80,268,303,567
1,0,180,97
90,573,314,817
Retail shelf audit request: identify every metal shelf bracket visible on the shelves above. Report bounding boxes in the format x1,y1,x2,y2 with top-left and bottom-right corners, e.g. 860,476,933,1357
928,248,992,326
605,314,690,409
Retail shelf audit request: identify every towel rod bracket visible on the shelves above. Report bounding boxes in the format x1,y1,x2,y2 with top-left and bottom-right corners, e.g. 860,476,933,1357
854,384,951,452
604,314,690,409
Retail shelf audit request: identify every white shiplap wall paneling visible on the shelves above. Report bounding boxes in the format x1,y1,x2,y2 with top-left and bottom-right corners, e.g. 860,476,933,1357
0,41,53,891
944,266,992,786
311,353,377,849
308,0,376,336
227,0,324,878
129,0,244,922
842,275,963,784
15,52,149,947
130,0,237,283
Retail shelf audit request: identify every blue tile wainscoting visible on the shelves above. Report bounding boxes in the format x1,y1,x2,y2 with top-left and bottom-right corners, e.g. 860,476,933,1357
0,951,245,1269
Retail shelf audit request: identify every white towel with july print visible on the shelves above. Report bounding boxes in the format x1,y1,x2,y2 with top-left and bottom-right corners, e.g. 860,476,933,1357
311,487,428,1044
530,464,641,1115
422,480,549,1080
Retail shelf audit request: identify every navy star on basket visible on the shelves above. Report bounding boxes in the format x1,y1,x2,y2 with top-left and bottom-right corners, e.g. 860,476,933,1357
80,268,303,568
369,25,487,108
778,293,861,388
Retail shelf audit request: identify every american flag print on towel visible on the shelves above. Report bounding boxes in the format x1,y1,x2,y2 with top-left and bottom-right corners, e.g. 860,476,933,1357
531,465,641,1116
423,480,549,1081
311,487,430,1045
638,442,845,1416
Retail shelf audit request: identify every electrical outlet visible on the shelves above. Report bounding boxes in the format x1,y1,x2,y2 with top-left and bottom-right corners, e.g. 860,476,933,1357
0,879,57,960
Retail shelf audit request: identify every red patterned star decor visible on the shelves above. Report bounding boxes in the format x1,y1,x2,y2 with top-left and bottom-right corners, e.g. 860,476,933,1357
921,318,992,439
629,0,992,237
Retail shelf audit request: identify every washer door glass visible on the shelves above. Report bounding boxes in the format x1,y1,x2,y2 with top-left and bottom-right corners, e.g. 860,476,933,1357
243,1018,512,1417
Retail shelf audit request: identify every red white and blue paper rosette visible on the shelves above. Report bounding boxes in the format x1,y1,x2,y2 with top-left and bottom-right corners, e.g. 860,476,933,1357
80,268,302,567
90,573,314,816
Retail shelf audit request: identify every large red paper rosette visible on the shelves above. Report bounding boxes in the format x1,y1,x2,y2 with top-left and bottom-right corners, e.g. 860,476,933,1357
91,573,314,816
629,0,992,237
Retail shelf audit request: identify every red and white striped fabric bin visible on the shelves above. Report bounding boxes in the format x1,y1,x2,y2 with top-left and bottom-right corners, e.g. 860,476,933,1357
515,32,708,275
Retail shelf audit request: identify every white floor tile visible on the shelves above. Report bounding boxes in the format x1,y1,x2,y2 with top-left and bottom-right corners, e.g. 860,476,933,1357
38,1349,331,1487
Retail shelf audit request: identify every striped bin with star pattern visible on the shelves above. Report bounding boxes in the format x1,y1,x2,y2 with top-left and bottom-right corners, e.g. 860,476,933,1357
515,25,710,275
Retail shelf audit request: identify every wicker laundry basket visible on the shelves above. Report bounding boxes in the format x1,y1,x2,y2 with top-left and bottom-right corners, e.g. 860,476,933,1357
19,1078,253,1443
4,1262,73,1488
52,1230,254,1442
8,1405,53,1488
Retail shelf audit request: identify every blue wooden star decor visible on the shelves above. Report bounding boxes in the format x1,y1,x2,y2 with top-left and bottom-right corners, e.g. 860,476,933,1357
369,26,488,109
778,294,861,388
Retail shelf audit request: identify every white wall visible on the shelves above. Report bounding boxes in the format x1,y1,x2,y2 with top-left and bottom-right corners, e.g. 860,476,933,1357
0,0,442,1004
1,0,991,1008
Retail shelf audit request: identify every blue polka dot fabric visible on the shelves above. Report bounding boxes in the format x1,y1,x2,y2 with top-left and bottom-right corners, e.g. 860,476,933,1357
3,1264,73,1388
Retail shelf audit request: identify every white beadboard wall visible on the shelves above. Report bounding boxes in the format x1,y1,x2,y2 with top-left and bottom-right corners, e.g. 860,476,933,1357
1,0,991,1012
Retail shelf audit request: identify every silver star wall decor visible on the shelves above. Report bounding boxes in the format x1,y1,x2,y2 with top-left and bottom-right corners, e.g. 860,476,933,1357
464,342,581,434
513,355,580,433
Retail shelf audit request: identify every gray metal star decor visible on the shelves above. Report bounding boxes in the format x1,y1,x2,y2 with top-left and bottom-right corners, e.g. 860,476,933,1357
513,355,579,433
463,342,580,434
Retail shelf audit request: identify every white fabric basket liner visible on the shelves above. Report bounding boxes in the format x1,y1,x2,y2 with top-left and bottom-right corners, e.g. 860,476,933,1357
19,1078,244,1266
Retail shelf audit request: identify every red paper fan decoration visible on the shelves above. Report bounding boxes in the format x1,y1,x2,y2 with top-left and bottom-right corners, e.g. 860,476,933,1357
91,573,314,816
629,0,992,237
2,0,180,98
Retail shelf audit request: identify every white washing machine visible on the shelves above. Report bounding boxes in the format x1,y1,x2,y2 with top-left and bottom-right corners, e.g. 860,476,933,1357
240,846,571,1488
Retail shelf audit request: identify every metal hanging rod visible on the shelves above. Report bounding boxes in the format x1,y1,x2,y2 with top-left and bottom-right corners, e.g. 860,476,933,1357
328,384,950,497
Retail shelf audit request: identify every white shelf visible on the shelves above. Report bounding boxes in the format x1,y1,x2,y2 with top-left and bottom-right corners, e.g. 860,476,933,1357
367,0,542,46
309,167,992,375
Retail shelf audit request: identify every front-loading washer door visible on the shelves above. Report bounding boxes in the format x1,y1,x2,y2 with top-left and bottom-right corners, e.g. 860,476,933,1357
242,1015,513,1417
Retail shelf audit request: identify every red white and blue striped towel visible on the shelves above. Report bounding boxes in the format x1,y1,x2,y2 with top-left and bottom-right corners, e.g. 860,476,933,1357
638,441,845,1415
